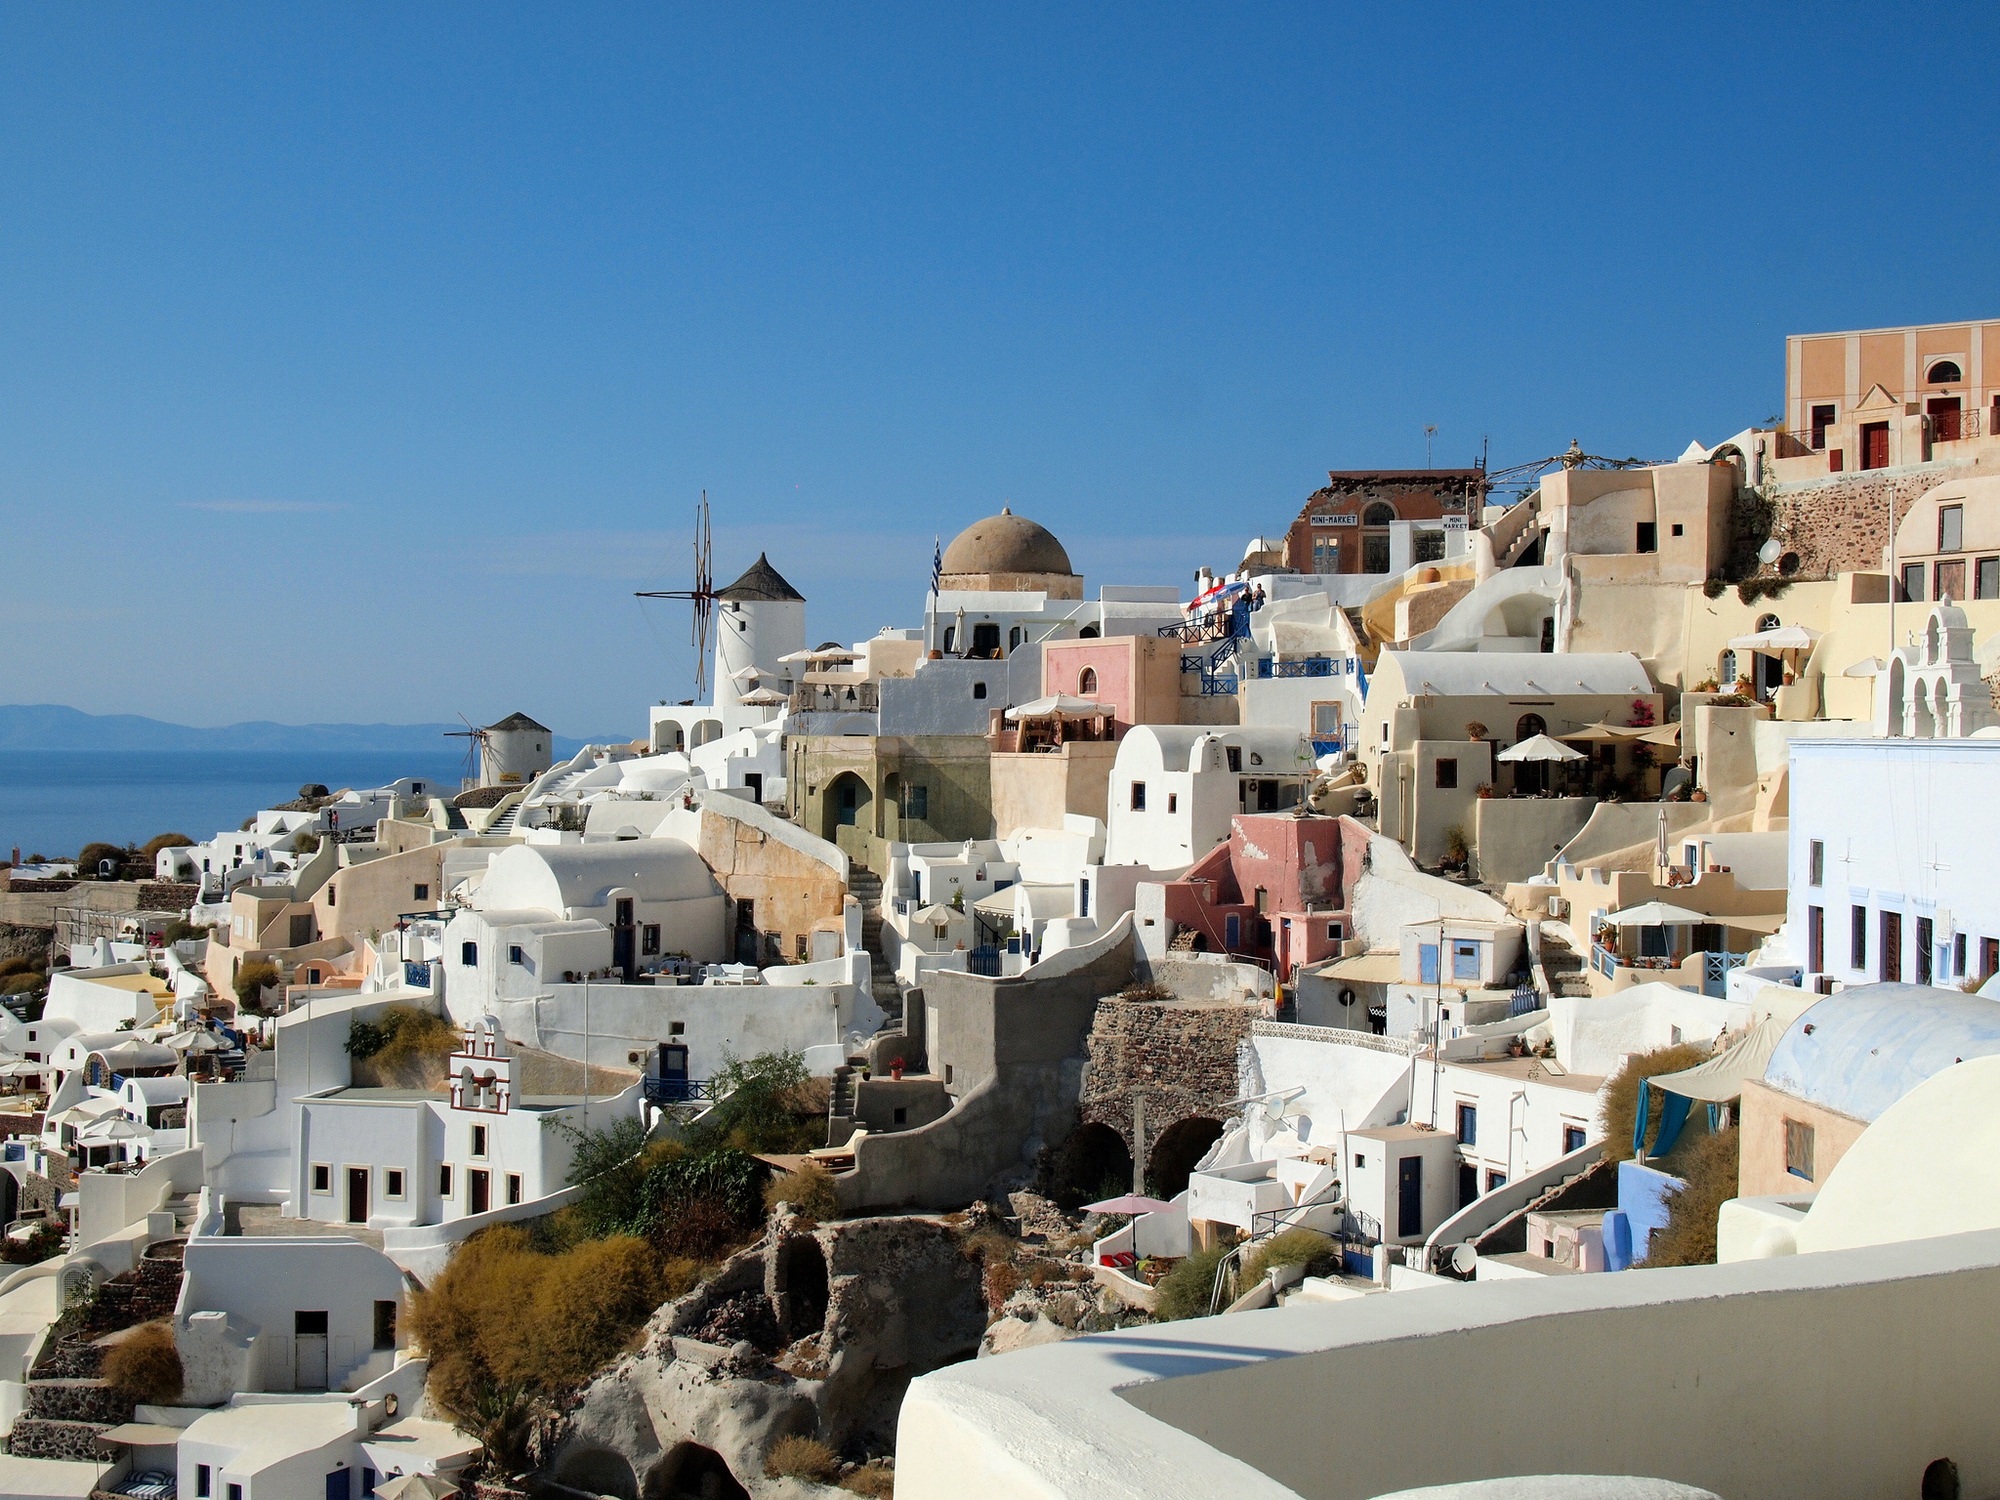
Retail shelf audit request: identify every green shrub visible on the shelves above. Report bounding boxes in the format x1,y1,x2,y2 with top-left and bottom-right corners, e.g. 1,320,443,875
161,919,203,947
103,1321,183,1403
0,974,42,996
763,1161,839,1221
139,833,194,862
1599,1042,1713,1164
690,1050,826,1154
234,960,282,1005
1154,1243,1231,1321
765,1435,840,1482
1641,1126,1740,1268
647,1147,766,1258
1240,1229,1338,1287
1441,825,1469,867
75,842,125,879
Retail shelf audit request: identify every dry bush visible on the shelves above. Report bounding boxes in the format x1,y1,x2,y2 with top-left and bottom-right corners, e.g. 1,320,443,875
1154,1243,1230,1321
842,1465,895,1497
233,960,281,1006
1240,1229,1337,1287
765,1435,840,1482
103,1321,183,1404
411,1226,666,1439
1599,1042,1714,1163
959,1225,1017,1266
0,973,42,995
0,958,29,979
1641,1126,1740,1268
763,1162,839,1222
349,1004,460,1087
983,1261,1021,1312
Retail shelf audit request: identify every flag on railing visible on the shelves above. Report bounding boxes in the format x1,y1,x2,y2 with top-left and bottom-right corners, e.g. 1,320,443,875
929,537,942,598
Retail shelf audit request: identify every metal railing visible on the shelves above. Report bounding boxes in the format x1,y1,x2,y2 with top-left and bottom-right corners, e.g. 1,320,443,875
643,1077,714,1105
790,682,880,713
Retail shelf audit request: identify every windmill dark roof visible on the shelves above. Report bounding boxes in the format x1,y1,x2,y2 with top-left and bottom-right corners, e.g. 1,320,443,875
717,553,805,603
484,712,550,733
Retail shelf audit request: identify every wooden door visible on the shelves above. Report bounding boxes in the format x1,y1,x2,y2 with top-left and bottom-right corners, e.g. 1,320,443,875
1928,397,1963,442
468,1168,490,1215
345,1167,369,1225
1861,422,1890,469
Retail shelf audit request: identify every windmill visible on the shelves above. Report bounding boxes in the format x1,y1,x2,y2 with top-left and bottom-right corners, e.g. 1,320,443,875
635,492,717,695
444,713,490,787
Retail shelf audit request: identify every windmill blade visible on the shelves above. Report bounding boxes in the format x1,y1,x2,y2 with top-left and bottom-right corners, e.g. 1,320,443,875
692,491,714,695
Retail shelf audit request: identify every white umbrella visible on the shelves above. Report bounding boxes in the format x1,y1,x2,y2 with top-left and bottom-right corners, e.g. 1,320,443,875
375,1476,458,1500
166,1029,226,1053
1496,733,1585,763
737,687,789,707
1655,805,1671,872
910,904,957,926
1604,902,1709,927
1728,624,1821,653
1004,694,1105,721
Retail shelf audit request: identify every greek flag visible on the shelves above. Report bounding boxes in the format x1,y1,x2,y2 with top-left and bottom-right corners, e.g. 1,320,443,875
929,536,942,597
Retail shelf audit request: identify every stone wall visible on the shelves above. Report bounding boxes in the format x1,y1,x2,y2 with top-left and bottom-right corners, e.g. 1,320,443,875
0,922,52,968
21,1172,64,1219
136,882,200,912
1078,997,1257,1162
1768,468,1962,579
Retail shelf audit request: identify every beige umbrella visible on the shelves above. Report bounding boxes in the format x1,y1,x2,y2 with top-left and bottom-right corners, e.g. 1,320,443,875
1496,733,1584,763
375,1476,458,1500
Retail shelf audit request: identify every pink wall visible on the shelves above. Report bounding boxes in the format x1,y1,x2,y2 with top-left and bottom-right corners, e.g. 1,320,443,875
1156,815,1351,973
1044,639,1136,730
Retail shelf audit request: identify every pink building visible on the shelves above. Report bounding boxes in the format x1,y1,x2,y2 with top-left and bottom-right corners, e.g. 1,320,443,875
1154,814,1367,975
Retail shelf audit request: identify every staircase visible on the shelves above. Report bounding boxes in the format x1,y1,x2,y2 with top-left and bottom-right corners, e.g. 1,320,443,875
7,1239,185,1460
847,866,902,1021
1539,933,1592,999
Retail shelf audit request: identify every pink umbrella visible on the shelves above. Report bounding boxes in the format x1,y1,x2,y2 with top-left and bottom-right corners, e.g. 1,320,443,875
1081,1194,1172,1216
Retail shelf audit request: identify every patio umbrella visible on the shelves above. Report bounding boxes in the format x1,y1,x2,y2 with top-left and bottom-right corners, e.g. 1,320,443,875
1655,805,1672,872
910,904,957,926
737,687,789,707
1004,694,1103,720
1604,901,1709,927
375,1476,459,1500
1496,733,1584,763
166,1029,226,1053
1081,1194,1172,1216
1728,624,1821,653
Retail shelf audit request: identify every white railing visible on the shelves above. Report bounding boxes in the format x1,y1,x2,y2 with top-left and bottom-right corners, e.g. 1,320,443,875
1251,1020,1422,1056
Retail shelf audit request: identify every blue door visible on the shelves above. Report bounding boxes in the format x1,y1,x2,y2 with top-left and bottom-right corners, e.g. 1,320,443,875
1418,944,1439,985
326,1469,350,1500
1225,914,1241,949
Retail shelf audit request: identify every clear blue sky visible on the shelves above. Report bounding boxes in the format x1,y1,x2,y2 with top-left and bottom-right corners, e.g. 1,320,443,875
3,5,1994,736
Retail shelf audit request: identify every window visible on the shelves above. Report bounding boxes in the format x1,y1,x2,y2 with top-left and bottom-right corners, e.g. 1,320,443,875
508,944,525,966
669,1020,686,1036
1225,746,1242,773
642,923,661,956
1562,1124,1587,1154
1485,1170,1506,1192
471,1125,488,1158
1784,1118,1816,1181
1353,1153,1366,1169
893,1106,908,1125
1900,563,1924,603
1311,701,1342,737
1455,1103,1477,1146
1635,521,1657,554
1928,359,1963,384
1253,887,1269,914
971,682,986,700
1881,909,1902,982
1940,504,1964,554
1166,792,1178,813
1009,626,1025,650
1809,403,1836,450
229,1485,242,1500
460,941,477,967
364,1473,377,1499
971,623,1000,657
1808,905,1824,973
1805,839,1822,885
1917,916,1934,985
507,1173,523,1205
1670,523,1684,538
198,1467,211,1498
373,1299,397,1350
1130,782,1147,812
1078,667,1098,696
1979,558,2000,601
1986,937,2000,984
385,1170,405,1200
413,884,429,901
439,1164,453,1197
1955,932,1968,979
1434,757,1458,790
1412,530,1445,564
312,1164,331,1194
907,785,928,821
1326,921,1343,941
1362,501,1396,526
327,883,336,907
1851,906,1867,970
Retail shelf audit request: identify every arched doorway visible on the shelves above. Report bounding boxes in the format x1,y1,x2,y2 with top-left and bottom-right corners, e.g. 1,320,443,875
1048,1122,1133,1209
556,1445,640,1500
820,773,871,843
1147,1116,1224,1200
1513,713,1550,795
648,1444,749,1500
777,1237,829,1342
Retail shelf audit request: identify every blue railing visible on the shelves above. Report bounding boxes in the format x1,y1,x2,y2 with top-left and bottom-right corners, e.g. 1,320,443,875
403,961,433,988
644,1077,714,1105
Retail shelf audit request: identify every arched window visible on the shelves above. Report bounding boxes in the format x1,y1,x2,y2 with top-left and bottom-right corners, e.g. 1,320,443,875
1008,625,1025,651
1078,624,1100,638
1515,713,1546,742
1757,613,1780,632
1078,667,1098,696
1928,360,1963,384
1362,501,1397,526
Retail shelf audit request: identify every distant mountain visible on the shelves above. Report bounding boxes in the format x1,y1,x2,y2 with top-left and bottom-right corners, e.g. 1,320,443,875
0,704,611,755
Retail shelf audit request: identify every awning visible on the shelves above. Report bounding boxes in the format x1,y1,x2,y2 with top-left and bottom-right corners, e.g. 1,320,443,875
1004,694,1107,721
1728,624,1821,653
777,647,857,664
1646,1017,1787,1104
97,1423,189,1446
1558,722,1641,742
1603,902,1710,928
910,904,957,926
1497,733,1585,764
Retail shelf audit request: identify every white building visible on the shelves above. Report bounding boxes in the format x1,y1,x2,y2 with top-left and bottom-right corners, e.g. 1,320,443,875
157,780,437,900
1104,726,1315,871
650,554,807,754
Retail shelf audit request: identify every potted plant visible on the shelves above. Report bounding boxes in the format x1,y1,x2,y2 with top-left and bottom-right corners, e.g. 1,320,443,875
890,1056,905,1081
1463,721,1489,741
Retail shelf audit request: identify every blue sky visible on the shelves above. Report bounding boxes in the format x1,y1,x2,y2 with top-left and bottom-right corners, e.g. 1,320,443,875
3,5,1994,736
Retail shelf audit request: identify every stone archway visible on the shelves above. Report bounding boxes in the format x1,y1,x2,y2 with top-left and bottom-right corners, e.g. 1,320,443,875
648,1443,749,1500
820,772,872,844
1147,1116,1224,1200
1047,1122,1134,1210
777,1237,829,1342
555,1444,639,1500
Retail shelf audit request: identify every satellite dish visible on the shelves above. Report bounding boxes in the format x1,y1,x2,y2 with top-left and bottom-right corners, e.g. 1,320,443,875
1757,539,1783,566
1451,1243,1478,1276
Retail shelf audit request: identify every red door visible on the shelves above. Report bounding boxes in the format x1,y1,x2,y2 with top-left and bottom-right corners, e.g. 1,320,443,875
1928,397,1962,442
1861,422,1890,470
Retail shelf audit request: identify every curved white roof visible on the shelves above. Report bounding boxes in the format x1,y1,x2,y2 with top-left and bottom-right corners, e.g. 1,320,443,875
1374,650,1654,699
1113,725,1315,776
474,839,721,916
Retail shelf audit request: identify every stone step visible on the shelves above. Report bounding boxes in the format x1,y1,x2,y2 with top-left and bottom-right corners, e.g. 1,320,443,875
24,1379,132,1425
7,1417,112,1461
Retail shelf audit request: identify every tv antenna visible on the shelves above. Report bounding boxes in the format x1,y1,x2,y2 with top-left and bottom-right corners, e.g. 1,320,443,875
443,712,490,787
634,492,717,694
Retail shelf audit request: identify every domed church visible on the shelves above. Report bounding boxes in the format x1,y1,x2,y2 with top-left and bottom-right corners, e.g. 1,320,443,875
937,507,1083,599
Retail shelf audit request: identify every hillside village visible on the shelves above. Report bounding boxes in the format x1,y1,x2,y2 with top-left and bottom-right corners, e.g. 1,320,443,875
3,317,2000,1499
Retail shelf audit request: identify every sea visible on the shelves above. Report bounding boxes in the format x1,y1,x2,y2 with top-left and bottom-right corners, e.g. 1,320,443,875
0,750,470,862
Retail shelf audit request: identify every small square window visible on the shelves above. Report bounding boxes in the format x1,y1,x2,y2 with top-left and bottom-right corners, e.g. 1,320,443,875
460,941,478,966
1670,523,1684,538
669,1021,686,1036
1784,1118,1815,1180
508,945,525,965
893,1106,908,1125
506,1173,523,1205
471,1125,488,1158
642,924,661,956
311,1164,331,1194
1129,782,1147,812
229,1484,243,1500
1353,1153,1365,1169
1434,757,1458,790
385,1169,405,1200
972,682,987,700
414,884,429,901
439,1164,453,1197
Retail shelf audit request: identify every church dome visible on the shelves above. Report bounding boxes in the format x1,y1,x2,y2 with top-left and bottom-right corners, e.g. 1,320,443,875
940,507,1074,579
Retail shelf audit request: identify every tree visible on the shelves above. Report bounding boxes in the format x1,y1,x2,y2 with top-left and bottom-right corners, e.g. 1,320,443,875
75,843,124,879
140,833,195,863
234,960,282,1006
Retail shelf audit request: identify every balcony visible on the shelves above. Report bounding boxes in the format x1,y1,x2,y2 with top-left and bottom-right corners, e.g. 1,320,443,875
791,682,879,714
643,1076,714,1105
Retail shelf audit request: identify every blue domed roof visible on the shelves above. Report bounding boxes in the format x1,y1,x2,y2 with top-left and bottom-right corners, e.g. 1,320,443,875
1764,983,2000,1122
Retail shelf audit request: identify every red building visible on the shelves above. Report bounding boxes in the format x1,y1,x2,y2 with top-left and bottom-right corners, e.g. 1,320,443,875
1156,814,1370,976
1281,469,1485,576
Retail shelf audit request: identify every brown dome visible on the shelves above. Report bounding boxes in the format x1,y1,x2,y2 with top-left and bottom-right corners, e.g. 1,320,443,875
940,507,1074,578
